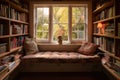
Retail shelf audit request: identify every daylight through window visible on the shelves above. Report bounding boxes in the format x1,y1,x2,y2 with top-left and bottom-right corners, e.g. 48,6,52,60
35,4,88,43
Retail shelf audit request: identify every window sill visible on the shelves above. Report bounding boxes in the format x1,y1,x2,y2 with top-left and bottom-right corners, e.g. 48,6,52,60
37,42,81,52
37,42,82,46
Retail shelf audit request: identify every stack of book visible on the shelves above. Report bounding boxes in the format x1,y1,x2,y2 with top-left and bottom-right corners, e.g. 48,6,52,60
10,8,27,22
95,7,113,21
105,23,114,36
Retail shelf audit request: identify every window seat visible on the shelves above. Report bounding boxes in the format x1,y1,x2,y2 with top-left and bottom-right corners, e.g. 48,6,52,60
20,51,101,72
21,39,101,72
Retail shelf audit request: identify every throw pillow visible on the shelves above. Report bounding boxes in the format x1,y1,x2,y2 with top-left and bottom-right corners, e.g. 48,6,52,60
77,42,99,56
23,38,39,55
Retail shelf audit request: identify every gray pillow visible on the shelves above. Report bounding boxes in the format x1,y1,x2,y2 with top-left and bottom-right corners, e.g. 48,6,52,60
24,38,39,55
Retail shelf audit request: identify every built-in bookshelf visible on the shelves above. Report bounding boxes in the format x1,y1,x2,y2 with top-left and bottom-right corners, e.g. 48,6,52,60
92,0,120,79
0,0,29,80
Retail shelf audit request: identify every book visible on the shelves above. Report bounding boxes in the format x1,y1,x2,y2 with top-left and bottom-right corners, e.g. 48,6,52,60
116,40,120,57
23,25,28,34
0,3,9,17
118,23,120,37
106,38,114,53
108,7,113,17
0,24,3,36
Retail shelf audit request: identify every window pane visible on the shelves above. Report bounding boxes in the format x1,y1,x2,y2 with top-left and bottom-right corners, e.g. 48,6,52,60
36,8,49,40
72,7,86,40
72,32,77,39
36,32,42,39
53,7,68,41
79,31,84,39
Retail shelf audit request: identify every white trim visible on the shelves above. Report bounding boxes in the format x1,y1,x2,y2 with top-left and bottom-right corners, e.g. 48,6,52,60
34,4,88,43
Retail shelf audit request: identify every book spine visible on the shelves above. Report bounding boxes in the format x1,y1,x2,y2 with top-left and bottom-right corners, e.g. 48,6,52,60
118,23,120,37
0,24,3,36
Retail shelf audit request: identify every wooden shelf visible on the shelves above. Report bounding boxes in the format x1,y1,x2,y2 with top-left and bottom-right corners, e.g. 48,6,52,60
102,61,120,80
0,16,9,21
1,60,20,80
10,46,22,53
93,17,115,24
0,35,10,39
93,33,115,38
115,36,120,39
10,33,28,37
93,0,120,79
10,19,29,24
0,0,29,79
115,15,120,19
93,0,114,14
0,47,22,58
99,47,120,61
8,1,28,13
99,47,114,56
0,52,10,58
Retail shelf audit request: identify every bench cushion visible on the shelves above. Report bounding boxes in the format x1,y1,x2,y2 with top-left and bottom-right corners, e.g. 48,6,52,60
22,52,100,63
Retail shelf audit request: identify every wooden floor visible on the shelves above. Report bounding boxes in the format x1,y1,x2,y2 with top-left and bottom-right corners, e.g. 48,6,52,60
15,72,110,80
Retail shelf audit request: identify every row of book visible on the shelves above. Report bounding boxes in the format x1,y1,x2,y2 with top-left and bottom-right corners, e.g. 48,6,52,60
94,37,104,48
0,3,9,17
94,37,114,53
0,23,8,36
103,54,120,76
10,24,28,35
0,23,28,36
10,8,28,22
94,7,113,21
0,4,28,22
104,22,114,36
10,36,25,49
0,54,21,74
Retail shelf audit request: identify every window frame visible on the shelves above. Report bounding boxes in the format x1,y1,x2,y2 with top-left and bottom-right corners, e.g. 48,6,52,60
34,4,88,43
52,6,69,43
70,6,88,42
34,6,51,42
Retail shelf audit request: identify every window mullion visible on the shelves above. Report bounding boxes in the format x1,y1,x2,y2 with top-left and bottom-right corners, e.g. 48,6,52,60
69,6,72,43
50,6,53,42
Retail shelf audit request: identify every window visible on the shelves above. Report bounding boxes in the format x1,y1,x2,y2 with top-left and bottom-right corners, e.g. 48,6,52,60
36,8,49,41
35,4,88,43
53,7,68,42
72,7,86,40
